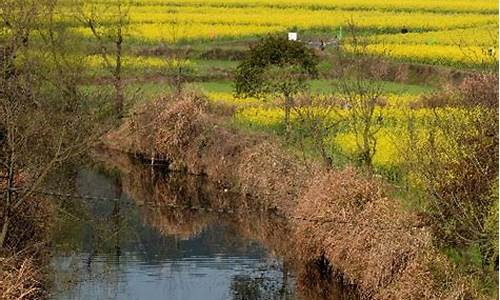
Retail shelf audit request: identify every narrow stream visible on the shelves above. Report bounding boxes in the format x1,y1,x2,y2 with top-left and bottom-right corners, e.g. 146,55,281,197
49,161,298,300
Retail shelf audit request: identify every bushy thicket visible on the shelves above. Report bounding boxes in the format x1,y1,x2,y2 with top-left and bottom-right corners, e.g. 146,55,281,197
404,73,498,275
234,35,318,99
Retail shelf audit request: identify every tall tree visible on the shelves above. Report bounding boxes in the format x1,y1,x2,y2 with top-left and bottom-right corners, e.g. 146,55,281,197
76,0,130,118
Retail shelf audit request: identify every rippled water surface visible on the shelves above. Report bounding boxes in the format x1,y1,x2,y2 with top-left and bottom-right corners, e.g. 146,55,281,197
49,166,297,300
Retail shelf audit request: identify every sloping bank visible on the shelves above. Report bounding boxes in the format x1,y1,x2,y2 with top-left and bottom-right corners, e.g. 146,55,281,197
104,92,474,299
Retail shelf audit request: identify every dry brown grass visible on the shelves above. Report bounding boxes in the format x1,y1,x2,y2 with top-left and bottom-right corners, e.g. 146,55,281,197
294,168,474,299
0,174,53,300
237,141,309,211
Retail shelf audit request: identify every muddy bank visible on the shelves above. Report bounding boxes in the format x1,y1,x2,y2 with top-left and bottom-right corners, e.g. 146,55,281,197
103,92,474,299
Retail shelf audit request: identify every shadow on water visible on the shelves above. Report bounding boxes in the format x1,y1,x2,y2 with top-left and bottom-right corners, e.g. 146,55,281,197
48,150,358,300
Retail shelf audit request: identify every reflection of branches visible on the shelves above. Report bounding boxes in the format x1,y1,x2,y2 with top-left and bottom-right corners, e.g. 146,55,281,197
94,150,362,299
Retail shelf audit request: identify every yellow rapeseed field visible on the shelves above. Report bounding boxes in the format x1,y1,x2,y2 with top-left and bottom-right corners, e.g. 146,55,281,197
73,0,498,66
65,0,498,65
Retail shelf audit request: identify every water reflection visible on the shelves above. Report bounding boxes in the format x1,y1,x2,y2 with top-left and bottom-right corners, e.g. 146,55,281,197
49,158,298,300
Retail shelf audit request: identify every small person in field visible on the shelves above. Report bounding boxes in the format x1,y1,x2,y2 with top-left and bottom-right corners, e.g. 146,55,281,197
401,27,408,34
209,30,216,41
332,35,340,49
488,47,495,57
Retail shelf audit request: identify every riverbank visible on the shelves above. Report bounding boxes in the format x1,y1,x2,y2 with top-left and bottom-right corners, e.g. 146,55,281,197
92,146,358,299
103,91,477,299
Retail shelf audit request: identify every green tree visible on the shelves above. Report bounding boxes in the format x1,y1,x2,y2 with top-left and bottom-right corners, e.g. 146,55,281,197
234,35,319,136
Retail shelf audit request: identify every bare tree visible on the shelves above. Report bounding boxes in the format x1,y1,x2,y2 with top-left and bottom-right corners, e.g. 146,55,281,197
0,0,95,248
76,0,131,118
37,0,89,111
333,20,388,170
293,94,344,168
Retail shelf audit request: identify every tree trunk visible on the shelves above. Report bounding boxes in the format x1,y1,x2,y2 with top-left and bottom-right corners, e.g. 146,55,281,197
114,29,124,118
0,215,9,248
284,94,293,139
0,154,14,248
362,120,373,170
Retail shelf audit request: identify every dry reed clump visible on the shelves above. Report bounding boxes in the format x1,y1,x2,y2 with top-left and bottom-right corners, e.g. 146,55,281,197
0,176,53,299
294,168,384,258
376,248,473,300
294,167,470,299
153,94,208,163
104,91,209,159
183,125,251,187
126,91,250,187
237,141,308,210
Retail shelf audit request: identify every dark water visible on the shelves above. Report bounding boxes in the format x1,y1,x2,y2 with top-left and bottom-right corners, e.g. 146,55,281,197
49,166,298,300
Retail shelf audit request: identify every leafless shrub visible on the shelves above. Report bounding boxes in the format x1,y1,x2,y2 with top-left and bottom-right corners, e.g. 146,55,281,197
402,73,498,253
0,253,44,300
293,94,344,168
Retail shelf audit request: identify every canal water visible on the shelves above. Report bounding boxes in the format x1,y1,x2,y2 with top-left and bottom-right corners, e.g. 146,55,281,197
48,162,298,300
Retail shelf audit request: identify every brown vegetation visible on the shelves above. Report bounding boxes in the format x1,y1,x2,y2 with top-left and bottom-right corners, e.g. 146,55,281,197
0,174,54,300
1,2,100,298
0,253,44,300
294,168,471,299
